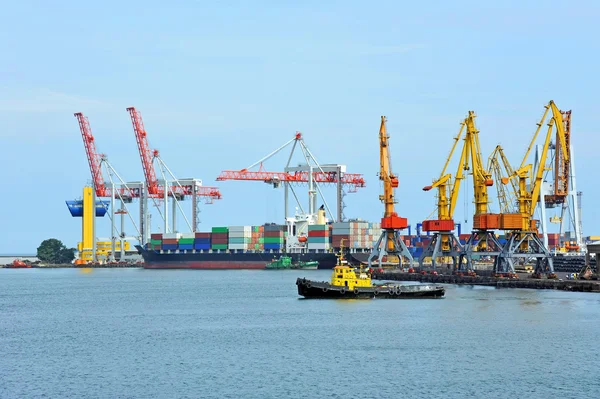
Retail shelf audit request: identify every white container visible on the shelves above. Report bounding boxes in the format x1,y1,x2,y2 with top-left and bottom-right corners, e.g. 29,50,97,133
307,243,331,250
163,233,182,239
179,233,195,239
228,243,248,250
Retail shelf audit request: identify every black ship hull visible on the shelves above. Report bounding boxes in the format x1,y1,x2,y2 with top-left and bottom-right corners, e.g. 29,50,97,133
296,278,445,299
137,246,339,270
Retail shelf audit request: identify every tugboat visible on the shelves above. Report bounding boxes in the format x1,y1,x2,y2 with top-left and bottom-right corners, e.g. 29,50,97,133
266,255,319,270
296,241,445,299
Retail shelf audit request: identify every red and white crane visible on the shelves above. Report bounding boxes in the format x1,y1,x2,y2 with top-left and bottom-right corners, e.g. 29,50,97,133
126,107,222,234
216,131,366,224
74,112,142,261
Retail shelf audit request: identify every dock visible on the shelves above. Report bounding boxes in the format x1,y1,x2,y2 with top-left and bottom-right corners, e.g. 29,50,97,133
371,270,600,293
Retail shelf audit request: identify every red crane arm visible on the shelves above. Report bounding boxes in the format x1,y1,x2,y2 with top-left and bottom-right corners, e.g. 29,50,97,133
74,112,107,197
216,170,365,189
126,107,159,195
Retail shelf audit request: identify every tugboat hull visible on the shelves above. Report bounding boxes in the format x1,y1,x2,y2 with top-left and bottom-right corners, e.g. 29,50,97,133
296,278,445,299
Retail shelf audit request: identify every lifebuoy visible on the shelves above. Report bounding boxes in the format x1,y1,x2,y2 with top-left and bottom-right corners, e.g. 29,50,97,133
306,282,312,288
388,288,395,295
353,288,360,295
395,287,402,295
322,287,328,293
340,287,347,294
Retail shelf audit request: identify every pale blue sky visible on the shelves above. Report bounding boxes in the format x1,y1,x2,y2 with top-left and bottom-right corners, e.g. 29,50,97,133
1,0,599,253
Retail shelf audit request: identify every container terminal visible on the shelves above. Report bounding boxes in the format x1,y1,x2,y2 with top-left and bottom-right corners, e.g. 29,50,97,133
49,101,598,286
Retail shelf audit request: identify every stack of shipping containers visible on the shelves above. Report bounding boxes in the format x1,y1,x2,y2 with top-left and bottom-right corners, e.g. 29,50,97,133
162,233,180,251
264,224,283,251
331,221,381,250
307,224,330,252
178,233,195,251
211,227,228,250
228,226,251,251
194,232,211,250
250,225,264,251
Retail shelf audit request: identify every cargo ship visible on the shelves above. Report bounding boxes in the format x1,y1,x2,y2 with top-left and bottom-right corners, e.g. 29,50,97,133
137,209,380,270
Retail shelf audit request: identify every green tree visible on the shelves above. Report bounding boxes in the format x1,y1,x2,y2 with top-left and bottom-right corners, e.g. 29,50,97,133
37,239,76,264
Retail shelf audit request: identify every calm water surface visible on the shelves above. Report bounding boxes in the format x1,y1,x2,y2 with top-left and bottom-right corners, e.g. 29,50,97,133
1,268,599,398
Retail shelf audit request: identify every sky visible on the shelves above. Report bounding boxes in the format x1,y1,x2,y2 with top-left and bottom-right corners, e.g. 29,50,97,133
1,0,599,253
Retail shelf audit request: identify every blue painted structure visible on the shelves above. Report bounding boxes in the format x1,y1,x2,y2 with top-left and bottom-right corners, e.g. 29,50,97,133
65,200,110,217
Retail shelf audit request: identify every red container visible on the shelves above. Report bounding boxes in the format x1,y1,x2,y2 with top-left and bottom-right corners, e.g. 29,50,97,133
162,238,178,245
264,231,283,238
195,232,211,239
151,233,163,240
211,237,228,245
308,230,329,237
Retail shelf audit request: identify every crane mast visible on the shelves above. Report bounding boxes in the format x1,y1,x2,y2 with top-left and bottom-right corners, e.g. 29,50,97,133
495,100,569,277
418,120,468,269
367,116,413,269
457,111,503,272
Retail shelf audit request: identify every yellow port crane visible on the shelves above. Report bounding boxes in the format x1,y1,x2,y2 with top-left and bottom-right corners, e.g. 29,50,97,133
487,145,518,214
455,111,503,272
495,100,569,277
418,118,468,269
367,116,413,269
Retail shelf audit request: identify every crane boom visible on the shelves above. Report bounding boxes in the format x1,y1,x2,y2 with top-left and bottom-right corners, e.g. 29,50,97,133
465,111,494,217
378,116,405,228
127,107,160,195
75,112,107,197
487,145,518,213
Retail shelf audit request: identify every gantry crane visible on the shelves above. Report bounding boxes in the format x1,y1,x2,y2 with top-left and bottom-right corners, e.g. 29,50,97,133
495,100,569,277
418,120,468,269
74,112,142,261
367,116,413,269
126,107,222,234
456,111,503,272
216,131,366,226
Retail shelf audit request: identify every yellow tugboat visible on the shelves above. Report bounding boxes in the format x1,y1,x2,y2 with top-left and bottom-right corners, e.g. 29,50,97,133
296,240,445,299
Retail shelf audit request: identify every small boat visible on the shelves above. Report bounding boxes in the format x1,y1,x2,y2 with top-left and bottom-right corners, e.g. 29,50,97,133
296,241,444,299
266,255,319,270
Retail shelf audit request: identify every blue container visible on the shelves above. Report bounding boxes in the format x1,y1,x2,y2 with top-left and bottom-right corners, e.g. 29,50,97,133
194,243,211,250
193,238,211,244
178,244,193,250
264,243,282,250
66,200,110,217
162,244,178,251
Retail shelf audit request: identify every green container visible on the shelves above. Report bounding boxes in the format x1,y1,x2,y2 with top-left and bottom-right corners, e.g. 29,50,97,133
308,224,329,231
150,239,162,245
308,236,328,243
228,237,251,244
211,244,228,250
264,237,284,244
259,237,264,244
178,238,194,244
253,226,260,233
212,227,229,233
